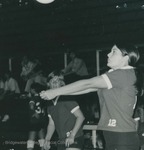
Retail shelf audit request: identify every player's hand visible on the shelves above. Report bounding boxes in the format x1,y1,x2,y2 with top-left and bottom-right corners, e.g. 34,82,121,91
40,90,56,100
43,140,51,150
65,135,75,147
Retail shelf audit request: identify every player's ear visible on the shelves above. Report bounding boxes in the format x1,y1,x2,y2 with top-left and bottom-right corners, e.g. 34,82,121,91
123,55,129,64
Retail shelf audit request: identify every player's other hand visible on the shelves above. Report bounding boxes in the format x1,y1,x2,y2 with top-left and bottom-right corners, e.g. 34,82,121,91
40,90,56,100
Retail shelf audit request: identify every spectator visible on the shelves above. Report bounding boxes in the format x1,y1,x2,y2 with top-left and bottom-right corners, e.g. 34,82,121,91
0,71,20,122
20,56,39,81
62,50,88,83
4,71,20,95
0,74,5,121
0,74,5,98
20,56,47,94
134,99,144,150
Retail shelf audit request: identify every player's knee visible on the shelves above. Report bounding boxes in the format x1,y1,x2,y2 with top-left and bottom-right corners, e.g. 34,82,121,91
27,140,35,148
38,139,45,147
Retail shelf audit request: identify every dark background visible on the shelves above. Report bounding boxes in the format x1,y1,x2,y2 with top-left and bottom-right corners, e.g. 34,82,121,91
0,0,144,75
0,0,144,57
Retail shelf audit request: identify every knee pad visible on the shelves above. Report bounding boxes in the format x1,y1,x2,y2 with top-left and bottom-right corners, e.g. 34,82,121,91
38,139,45,147
27,140,35,148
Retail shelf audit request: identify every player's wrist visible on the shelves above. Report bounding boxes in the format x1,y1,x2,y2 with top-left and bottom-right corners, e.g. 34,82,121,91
53,90,59,97
70,132,75,138
45,138,50,141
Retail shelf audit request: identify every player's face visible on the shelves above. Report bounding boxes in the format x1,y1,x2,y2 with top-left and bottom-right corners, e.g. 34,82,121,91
30,88,36,95
49,80,61,89
69,52,75,59
49,76,65,89
107,45,127,69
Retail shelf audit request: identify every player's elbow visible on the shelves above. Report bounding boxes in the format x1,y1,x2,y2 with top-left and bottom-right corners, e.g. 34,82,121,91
81,114,85,123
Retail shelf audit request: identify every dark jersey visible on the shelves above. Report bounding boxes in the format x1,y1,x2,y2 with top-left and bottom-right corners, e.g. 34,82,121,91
47,96,83,139
29,95,47,124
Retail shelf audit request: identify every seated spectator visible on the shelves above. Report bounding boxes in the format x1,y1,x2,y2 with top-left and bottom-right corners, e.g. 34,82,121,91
4,71,20,96
0,74,5,98
20,56,47,94
133,100,144,150
62,50,88,76
20,56,40,81
0,74,5,121
62,50,89,83
0,71,20,122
